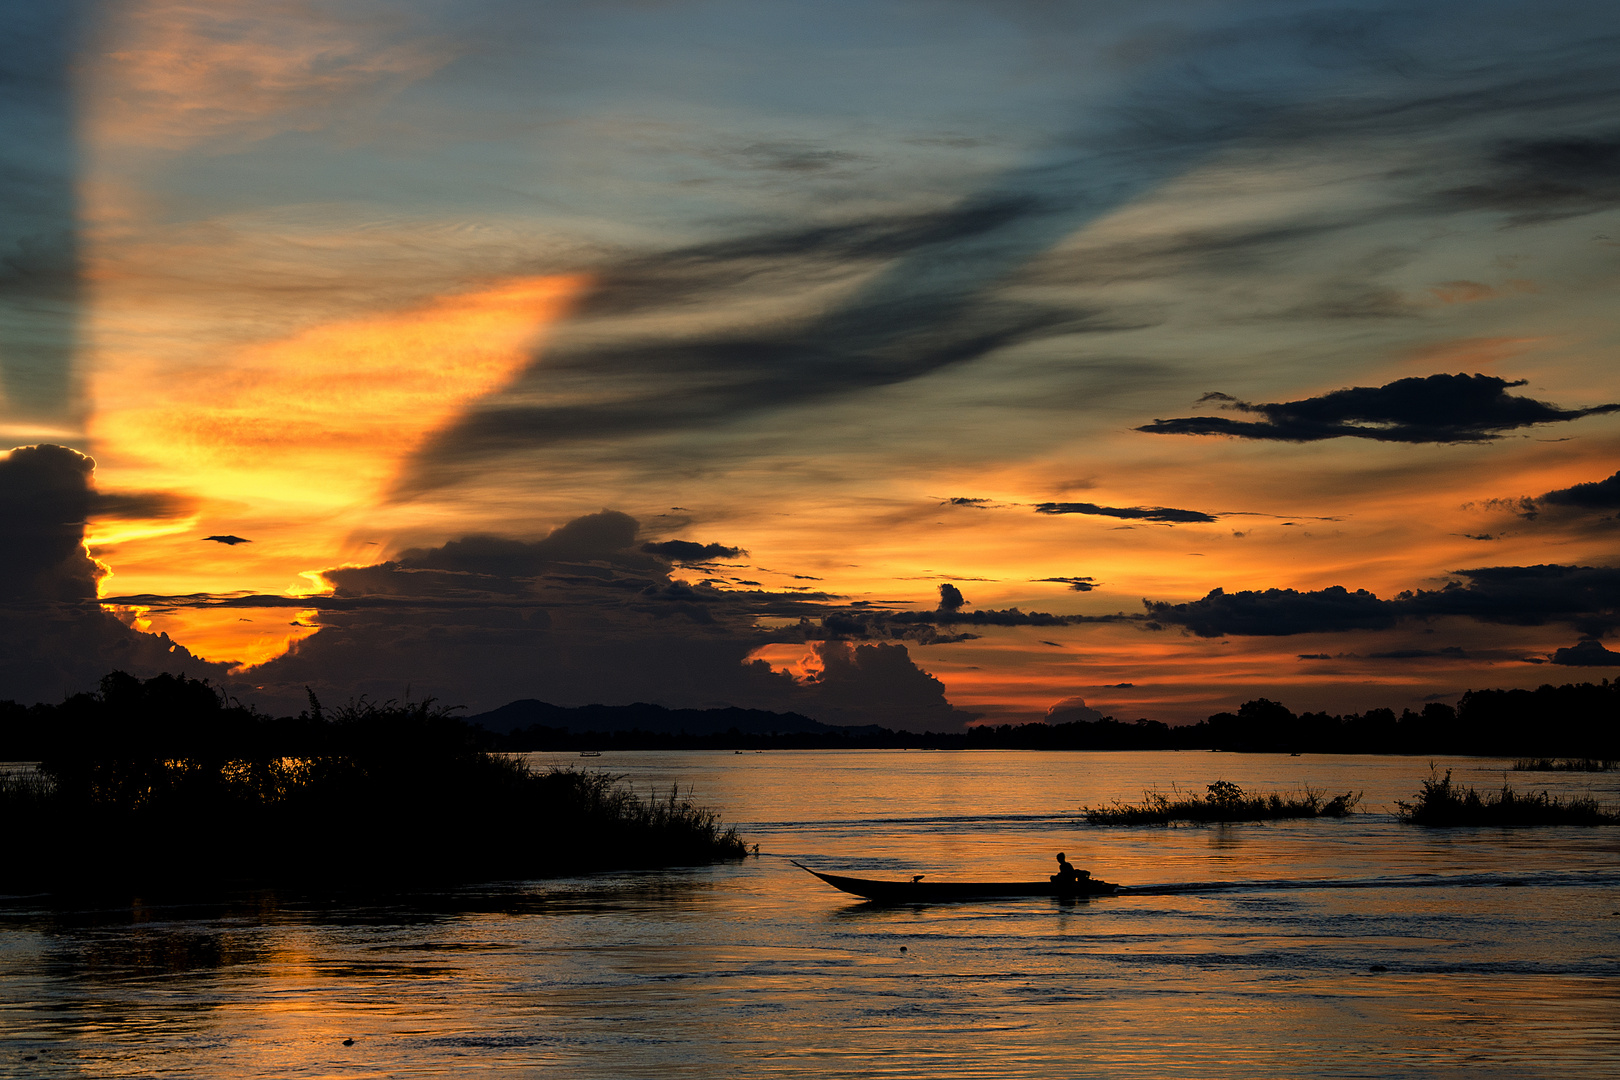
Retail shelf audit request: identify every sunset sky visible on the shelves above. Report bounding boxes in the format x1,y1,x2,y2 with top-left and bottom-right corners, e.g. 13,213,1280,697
3,0,1618,726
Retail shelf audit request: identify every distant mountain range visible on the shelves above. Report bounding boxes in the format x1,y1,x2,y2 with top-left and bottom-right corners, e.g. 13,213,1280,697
465,679,1620,757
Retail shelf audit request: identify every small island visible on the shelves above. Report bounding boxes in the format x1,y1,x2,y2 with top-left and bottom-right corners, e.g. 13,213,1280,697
1083,780,1362,825
1,672,747,892
1395,767,1620,827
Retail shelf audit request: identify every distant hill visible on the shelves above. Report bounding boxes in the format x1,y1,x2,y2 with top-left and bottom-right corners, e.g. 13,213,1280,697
465,699,866,738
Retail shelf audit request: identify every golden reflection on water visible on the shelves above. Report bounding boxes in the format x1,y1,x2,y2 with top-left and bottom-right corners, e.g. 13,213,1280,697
2,752,1617,1078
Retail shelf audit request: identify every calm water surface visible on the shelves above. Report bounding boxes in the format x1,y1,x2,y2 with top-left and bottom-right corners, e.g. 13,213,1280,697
2,751,1617,1078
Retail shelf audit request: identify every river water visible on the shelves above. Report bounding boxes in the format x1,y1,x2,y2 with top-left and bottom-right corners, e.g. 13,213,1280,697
2,751,1617,1078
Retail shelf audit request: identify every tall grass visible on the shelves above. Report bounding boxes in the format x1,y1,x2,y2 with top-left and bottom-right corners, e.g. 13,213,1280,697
1083,780,1361,825
1395,767,1619,826
1,697,747,890
1512,757,1616,772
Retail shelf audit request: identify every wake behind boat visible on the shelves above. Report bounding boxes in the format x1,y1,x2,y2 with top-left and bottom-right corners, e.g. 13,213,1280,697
793,861,1120,902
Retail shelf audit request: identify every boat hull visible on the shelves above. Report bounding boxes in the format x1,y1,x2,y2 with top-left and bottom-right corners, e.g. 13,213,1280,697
795,862,1119,902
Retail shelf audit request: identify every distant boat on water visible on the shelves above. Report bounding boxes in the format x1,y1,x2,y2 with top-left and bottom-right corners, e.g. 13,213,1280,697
579,751,602,758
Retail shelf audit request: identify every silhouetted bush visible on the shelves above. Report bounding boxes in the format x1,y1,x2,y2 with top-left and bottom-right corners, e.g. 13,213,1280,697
1082,780,1361,825
1394,767,1619,826
0,673,746,891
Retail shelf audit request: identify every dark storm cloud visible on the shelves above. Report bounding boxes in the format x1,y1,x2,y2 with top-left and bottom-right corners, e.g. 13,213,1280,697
0,604,230,707
1036,576,1098,592
1549,638,1620,666
815,612,979,646
1542,470,1620,509
106,513,775,618
87,506,970,725
796,640,979,731
1532,469,1620,516
1046,697,1104,723
1144,563,1620,637
1138,373,1620,443
640,540,745,562
816,604,1140,645
937,583,966,612
203,535,251,546
0,444,231,704
172,510,976,728
1402,564,1620,635
1035,502,1218,524
1486,468,1620,527
395,510,658,577
1144,585,1394,637
0,444,98,601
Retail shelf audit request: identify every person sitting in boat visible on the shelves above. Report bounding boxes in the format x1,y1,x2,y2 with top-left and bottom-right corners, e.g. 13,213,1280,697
1050,852,1090,887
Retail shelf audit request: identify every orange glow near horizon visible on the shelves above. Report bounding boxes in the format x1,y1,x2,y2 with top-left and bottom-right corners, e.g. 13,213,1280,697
84,273,587,662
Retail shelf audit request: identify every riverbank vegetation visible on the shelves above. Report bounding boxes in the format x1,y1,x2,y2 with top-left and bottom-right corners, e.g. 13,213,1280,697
1082,780,1362,825
0,672,746,891
1512,757,1615,772
1394,768,1619,826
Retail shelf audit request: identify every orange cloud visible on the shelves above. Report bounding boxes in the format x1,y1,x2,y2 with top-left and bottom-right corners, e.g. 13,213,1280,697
87,274,587,658
92,274,587,513
106,603,321,672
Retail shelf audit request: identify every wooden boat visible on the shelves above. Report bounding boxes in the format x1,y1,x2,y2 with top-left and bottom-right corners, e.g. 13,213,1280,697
793,861,1120,902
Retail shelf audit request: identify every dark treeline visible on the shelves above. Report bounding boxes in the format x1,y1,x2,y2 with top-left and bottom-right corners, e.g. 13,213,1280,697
3,673,1616,761
482,682,1617,756
0,672,747,891
1194,681,1618,757
479,716,1186,752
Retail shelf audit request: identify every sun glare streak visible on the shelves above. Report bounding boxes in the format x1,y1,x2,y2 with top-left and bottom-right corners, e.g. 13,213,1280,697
84,273,587,660
86,518,197,548
288,571,335,598
89,274,588,509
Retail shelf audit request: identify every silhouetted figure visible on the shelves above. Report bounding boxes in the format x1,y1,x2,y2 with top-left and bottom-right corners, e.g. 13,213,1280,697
1051,851,1089,889
342,1038,355,1047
